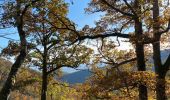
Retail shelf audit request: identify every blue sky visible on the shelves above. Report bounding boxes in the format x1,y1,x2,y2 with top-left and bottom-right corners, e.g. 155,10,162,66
0,0,102,73
0,28,19,50
0,0,101,49
66,0,102,29
63,0,103,73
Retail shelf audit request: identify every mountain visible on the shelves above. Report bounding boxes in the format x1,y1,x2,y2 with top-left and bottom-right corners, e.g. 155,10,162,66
61,69,92,84
161,49,170,61
61,49,170,84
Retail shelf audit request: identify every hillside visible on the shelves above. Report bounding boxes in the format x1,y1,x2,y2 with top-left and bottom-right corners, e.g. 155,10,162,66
61,69,92,84
0,58,41,99
0,58,83,100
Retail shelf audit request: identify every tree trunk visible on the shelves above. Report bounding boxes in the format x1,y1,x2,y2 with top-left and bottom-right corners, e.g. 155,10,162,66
0,34,27,99
153,42,167,100
41,39,48,100
0,51,26,99
41,68,48,100
134,15,148,100
156,73,167,100
133,0,148,99
50,94,53,100
0,2,27,99
135,43,148,100
152,0,167,99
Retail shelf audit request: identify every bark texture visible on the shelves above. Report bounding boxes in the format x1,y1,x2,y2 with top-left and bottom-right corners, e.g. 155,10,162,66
0,2,27,99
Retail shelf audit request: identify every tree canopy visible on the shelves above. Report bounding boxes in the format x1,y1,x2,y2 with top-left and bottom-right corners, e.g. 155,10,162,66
0,0,170,100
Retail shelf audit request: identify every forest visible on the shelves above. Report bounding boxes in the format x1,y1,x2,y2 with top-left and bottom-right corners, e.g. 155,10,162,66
0,0,170,100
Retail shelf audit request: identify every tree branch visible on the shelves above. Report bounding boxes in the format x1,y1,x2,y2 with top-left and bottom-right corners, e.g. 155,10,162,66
103,58,137,68
0,35,19,41
101,0,134,17
159,19,170,35
123,0,137,17
77,32,129,41
47,65,76,75
21,0,41,17
163,54,170,73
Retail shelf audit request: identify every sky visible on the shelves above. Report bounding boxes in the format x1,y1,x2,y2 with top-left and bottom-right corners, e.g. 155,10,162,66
0,28,19,50
0,0,101,49
62,0,104,73
66,0,102,28
0,0,133,73
0,0,104,73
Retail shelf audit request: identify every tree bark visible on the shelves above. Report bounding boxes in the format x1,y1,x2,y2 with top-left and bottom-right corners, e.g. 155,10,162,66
153,39,167,100
152,0,167,99
155,72,167,100
152,41,167,100
41,38,48,100
0,50,26,99
0,2,27,99
135,24,148,100
41,67,48,100
134,1,148,99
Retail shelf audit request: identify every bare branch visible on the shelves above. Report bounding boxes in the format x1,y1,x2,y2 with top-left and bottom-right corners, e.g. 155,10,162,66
0,35,19,41
76,32,129,42
101,0,134,17
163,54,170,73
47,65,76,75
103,58,136,68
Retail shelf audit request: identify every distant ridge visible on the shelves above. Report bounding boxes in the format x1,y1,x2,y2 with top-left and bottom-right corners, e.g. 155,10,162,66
61,49,170,84
61,69,92,84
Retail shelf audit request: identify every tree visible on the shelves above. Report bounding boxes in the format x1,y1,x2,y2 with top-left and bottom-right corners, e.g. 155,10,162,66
0,0,92,99
0,0,40,99
23,0,93,99
0,57,41,99
81,43,156,99
152,0,170,99
82,0,149,99
71,0,170,99
1,0,170,99
47,79,82,100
